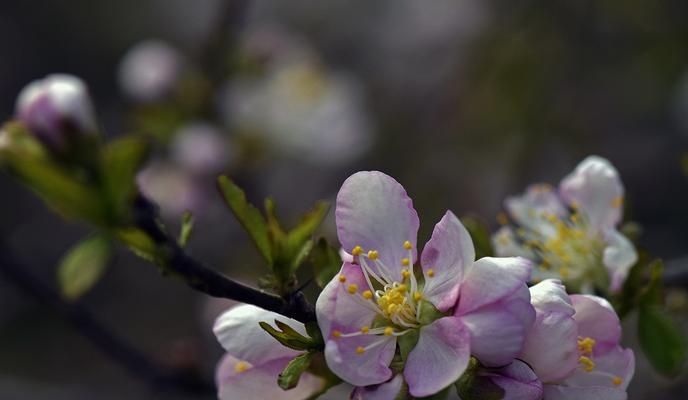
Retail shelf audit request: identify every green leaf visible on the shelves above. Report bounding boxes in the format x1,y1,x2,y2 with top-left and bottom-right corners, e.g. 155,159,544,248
455,358,505,400
178,211,194,247
57,234,113,301
101,136,150,222
290,239,314,273
639,259,664,307
259,321,315,351
286,201,330,252
310,238,342,288
114,227,166,264
217,176,272,264
461,215,494,259
638,305,687,377
278,352,314,390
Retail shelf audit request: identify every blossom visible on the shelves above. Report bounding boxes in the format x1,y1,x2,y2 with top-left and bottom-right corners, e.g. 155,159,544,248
316,171,534,397
471,359,544,400
493,156,638,292
15,74,97,150
213,304,325,400
171,122,233,175
520,279,635,399
118,39,182,103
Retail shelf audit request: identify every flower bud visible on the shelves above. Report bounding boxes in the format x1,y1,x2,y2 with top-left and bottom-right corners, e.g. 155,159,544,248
15,74,97,151
118,40,182,103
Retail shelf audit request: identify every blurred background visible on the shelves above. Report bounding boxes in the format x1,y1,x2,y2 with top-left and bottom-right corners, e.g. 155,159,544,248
1,0,687,398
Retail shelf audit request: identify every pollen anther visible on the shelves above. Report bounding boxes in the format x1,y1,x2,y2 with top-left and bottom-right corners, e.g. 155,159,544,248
352,246,363,256
362,290,373,299
347,284,359,294
234,361,249,373
401,258,410,266
427,268,435,278
403,241,413,250
338,275,347,283
367,250,379,260
384,327,394,336
356,346,365,354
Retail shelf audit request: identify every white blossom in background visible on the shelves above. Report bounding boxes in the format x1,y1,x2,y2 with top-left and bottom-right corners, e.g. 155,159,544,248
171,122,233,175
118,39,183,103
136,160,201,217
220,27,373,166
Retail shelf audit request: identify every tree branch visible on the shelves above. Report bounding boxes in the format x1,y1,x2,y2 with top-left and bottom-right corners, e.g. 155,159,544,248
132,195,316,323
0,240,213,394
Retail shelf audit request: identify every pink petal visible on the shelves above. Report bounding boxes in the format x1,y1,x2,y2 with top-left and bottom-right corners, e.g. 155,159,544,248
404,316,471,397
529,279,575,316
559,156,624,232
520,311,579,382
213,304,303,365
543,385,627,400
492,226,536,259
216,354,325,400
336,171,419,281
350,374,405,400
456,257,532,315
602,229,638,292
420,211,474,311
316,263,377,339
505,184,568,232
571,295,621,354
488,360,543,400
564,346,635,390
459,301,530,367
324,334,396,387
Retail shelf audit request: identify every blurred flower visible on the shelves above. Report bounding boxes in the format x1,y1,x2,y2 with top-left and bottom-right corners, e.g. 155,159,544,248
316,171,533,397
220,28,372,166
213,304,325,400
118,39,182,103
15,74,97,150
171,122,233,175
136,160,202,217
492,156,638,293
350,374,404,400
474,359,544,400
520,279,634,399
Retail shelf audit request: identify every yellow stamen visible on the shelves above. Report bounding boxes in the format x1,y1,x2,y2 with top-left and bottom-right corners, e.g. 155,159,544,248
368,250,379,260
234,361,249,373
347,284,359,294
362,290,373,300
612,376,622,386
356,346,365,354
427,268,435,278
360,326,369,334
414,292,423,301
384,327,394,336
338,275,347,283
577,337,596,355
612,196,623,208
397,284,408,292
401,269,411,280
579,356,595,372
332,330,341,338
497,212,509,225
401,258,410,266
403,241,413,250
351,246,363,256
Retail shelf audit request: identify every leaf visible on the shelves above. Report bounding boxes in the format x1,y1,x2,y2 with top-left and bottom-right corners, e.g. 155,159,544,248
461,215,494,259
286,201,330,252
58,234,113,301
217,176,272,264
455,358,505,400
259,321,315,351
398,328,420,362
178,211,194,247
278,352,314,390
310,238,342,288
114,227,166,264
638,305,687,377
101,136,150,222
290,239,314,273
639,259,664,307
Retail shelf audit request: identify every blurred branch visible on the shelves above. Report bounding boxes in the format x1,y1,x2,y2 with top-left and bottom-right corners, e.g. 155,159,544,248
0,240,213,395
133,194,316,323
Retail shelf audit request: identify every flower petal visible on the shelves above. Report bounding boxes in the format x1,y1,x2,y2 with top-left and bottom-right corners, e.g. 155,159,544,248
456,257,532,315
543,385,627,400
487,360,543,400
420,211,474,311
213,304,303,365
559,156,624,231
529,279,575,316
336,171,420,281
492,226,536,259
459,301,530,367
350,374,405,400
520,311,579,382
216,354,324,400
505,184,568,234
404,316,471,397
571,295,621,354
324,334,396,387
602,229,638,292
564,346,635,390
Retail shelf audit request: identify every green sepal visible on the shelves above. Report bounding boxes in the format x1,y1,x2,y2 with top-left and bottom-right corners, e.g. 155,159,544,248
278,352,314,390
455,358,505,400
57,234,113,301
178,211,194,247
259,320,319,352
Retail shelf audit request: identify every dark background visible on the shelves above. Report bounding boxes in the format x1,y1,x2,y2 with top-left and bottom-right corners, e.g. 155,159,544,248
1,1,687,398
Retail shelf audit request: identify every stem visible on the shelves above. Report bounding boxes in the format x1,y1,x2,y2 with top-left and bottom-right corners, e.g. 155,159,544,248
132,195,316,323
0,240,213,394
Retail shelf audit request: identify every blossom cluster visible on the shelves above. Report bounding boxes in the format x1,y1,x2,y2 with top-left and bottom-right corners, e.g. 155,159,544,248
213,171,635,399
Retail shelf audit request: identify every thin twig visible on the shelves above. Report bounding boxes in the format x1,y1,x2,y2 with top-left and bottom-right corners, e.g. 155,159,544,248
0,240,214,395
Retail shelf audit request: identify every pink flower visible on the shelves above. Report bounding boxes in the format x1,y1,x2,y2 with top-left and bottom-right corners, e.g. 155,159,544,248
213,304,325,400
520,280,635,399
316,171,534,397
493,156,638,292
477,359,544,400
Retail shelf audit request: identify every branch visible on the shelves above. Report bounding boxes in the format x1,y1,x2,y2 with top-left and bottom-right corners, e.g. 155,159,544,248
132,195,316,323
0,240,213,394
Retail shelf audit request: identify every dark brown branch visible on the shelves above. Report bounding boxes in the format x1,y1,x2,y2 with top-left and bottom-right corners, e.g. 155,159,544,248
0,240,213,394
132,195,316,323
